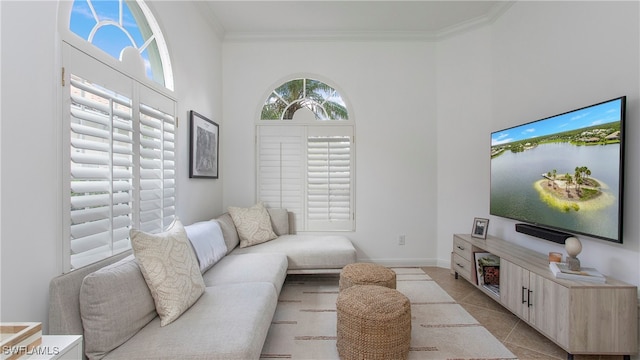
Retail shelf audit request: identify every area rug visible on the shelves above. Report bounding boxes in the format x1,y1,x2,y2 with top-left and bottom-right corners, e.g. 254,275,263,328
260,268,517,360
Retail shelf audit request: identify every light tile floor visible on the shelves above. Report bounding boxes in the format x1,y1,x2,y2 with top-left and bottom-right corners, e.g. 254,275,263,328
422,267,627,360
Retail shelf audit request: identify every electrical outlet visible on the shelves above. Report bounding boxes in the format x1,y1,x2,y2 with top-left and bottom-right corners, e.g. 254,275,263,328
398,235,406,245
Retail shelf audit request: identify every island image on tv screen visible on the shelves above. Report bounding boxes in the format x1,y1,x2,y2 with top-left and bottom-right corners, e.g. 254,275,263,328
490,97,625,243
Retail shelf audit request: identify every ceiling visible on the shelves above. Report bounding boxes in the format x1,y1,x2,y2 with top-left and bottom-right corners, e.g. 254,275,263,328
199,1,512,41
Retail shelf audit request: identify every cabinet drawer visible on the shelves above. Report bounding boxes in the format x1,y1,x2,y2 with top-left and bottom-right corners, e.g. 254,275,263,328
452,253,472,281
453,236,473,262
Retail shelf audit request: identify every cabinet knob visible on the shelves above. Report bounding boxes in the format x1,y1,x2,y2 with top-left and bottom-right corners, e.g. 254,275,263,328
521,287,527,304
457,245,465,250
456,262,464,269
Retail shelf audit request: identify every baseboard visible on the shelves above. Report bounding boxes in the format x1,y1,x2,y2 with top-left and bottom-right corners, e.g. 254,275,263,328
357,258,437,268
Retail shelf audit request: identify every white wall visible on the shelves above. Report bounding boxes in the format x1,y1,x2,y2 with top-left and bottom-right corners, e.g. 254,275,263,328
489,1,640,286
435,26,493,266
0,1,222,330
149,2,225,225
222,40,438,266
1,0,60,328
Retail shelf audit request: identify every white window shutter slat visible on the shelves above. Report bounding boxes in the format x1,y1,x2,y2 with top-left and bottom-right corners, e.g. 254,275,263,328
65,53,176,270
257,126,306,231
138,94,176,233
306,128,354,231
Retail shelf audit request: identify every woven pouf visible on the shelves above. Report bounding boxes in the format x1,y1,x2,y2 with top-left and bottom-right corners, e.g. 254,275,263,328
339,262,396,291
336,285,411,360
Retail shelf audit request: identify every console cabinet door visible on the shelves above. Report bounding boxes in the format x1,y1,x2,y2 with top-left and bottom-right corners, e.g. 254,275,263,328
499,259,530,320
528,272,570,349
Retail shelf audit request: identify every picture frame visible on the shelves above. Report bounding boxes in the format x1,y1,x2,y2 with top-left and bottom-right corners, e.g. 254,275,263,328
471,217,489,239
189,110,219,179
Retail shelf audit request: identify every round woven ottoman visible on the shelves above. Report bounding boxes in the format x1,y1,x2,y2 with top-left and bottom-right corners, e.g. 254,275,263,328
336,285,411,360
339,262,396,291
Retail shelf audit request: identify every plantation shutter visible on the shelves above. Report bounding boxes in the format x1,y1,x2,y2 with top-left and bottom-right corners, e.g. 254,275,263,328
257,126,305,231
307,126,354,231
257,125,354,232
138,86,176,233
68,74,134,269
63,43,176,271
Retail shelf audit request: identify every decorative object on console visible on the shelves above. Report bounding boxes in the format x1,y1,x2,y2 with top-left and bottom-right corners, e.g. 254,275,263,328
471,217,489,239
564,236,582,271
189,110,219,179
548,252,562,263
549,262,605,283
474,252,500,297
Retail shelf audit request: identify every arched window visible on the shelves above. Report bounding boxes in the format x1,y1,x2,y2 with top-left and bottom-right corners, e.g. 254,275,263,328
61,0,176,271
261,78,348,120
257,78,354,232
69,0,174,90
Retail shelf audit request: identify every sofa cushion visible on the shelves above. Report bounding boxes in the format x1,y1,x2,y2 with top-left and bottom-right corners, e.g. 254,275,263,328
230,234,357,270
214,213,240,251
202,253,288,294
103,283,278,360
79,255,157,360
267,208,289,236
184,220,227,273
228,202,278,248
130,220,205,326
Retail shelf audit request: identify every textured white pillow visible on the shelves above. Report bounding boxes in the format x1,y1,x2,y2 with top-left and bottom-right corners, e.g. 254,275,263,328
130,220,205,326
228,202,278,248
184,220,227,273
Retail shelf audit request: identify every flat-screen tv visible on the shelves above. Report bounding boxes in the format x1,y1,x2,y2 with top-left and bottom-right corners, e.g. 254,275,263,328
490,96,626,243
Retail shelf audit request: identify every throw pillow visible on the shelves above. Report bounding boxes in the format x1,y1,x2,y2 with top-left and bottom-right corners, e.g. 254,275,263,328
228,202,278,248
267,208,290,236
214,213,240,251
130,219,205,326
184,220,227,273
80,255,157,360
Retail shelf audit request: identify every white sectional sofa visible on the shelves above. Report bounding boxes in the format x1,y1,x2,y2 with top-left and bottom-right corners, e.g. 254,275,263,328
48,208,356,360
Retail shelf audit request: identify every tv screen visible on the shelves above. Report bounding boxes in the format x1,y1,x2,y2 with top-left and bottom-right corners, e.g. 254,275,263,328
490,97,626,243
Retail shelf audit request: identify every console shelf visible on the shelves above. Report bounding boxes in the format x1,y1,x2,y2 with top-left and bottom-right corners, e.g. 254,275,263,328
452,233,638,359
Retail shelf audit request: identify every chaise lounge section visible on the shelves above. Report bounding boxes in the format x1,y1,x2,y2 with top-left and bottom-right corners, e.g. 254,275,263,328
48,207,356,359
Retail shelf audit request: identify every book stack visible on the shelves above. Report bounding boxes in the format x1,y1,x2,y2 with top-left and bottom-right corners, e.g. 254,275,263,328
549,262,606,283
474,252,501,296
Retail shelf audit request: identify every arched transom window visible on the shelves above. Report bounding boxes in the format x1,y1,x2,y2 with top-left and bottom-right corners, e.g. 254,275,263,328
69,0,174,90
257,78,354,232
261,78,348,120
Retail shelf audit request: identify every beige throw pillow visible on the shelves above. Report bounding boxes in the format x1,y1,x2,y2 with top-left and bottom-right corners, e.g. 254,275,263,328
228,202,278,248
130,220,205,326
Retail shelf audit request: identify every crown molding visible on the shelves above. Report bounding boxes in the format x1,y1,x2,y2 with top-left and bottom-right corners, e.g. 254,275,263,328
192,1,226,42
436,1,515,40
224,30,438,43
218,1,516,43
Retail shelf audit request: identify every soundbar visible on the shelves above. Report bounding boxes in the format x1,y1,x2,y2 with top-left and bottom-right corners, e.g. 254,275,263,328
515,223,573,244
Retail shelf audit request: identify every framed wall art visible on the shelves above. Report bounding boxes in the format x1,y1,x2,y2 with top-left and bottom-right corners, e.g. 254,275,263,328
189,110,219,179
